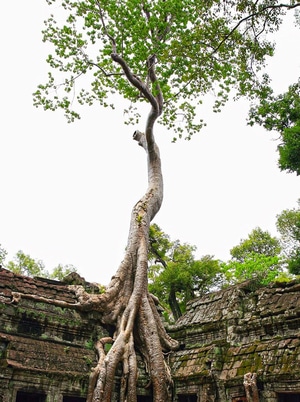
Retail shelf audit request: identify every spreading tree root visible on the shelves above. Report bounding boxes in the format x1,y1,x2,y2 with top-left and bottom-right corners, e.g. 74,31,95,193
11,232,179,402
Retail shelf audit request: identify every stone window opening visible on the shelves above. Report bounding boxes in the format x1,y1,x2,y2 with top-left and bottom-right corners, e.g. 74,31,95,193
0,340,9,359
63,397,86,402
16,391,46,402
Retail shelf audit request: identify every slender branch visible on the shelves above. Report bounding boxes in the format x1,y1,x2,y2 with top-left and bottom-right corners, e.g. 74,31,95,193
149,238,167,268
111,53,158,111
95,1,159,112
212,3,300,54
95,0,117,53
80,49,124,77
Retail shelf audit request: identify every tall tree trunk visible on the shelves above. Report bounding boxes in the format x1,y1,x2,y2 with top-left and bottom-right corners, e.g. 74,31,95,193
11,51,179,402
79,53,179,401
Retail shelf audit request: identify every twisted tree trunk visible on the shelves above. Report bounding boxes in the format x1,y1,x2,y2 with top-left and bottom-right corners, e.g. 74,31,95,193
83,124,178,401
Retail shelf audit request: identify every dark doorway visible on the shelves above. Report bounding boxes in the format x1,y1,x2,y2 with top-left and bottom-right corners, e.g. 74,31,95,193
177,394,198,402
16,391,46,402
278,394,300,402
63,397,86,402
137,397,152,402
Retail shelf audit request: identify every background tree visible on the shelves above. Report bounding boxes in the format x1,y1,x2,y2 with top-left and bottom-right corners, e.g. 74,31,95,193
221,227,283,285
31,1,300,401
230,227,281,262
276,200,300,274
0,244,7,266
0,244,78,280
148,224,222,321
249,81,300,174
50,263,78,280
248,7,300,175
6,250,47,278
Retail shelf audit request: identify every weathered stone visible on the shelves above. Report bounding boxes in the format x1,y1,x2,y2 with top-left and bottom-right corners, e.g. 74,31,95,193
0,267,106,402
168,280,300,401
1,268,300,401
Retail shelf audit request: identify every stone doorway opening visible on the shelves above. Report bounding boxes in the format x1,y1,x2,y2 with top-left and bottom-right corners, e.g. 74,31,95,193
16,391,46,402
278,394,300,402
63,397,86,402
177,394,198,402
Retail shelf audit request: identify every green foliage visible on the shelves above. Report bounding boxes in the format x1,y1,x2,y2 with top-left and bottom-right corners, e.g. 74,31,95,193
6,250,47,277
50,263,78,280
33,0,295,139
249,82,300,174
279,124,300,174
148,224,222,321
221,253,282,286
230,227,281,262
0,244,7,266
221,227,283,286
276,200,300,274
3,248,79,279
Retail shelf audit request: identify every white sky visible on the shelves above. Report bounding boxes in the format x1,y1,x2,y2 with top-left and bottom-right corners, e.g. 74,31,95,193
1,2,299,284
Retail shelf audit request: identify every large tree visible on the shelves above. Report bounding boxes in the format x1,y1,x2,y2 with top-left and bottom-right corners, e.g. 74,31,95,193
28,1,300,401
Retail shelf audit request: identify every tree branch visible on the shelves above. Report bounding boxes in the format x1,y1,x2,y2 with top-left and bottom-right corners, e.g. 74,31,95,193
212,3,300,54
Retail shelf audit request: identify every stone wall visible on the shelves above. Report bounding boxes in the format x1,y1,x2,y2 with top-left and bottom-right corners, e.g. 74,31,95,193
1,267,300,401
0,267,107,402
168,280,300,401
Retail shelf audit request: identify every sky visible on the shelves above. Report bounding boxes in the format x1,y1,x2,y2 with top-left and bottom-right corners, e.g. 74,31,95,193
1,2,299,285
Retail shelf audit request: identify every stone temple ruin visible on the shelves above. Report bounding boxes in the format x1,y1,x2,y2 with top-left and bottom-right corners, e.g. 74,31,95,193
0,266,300,401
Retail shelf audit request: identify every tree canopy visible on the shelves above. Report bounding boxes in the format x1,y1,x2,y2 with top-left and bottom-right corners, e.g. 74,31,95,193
34,1,299,139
